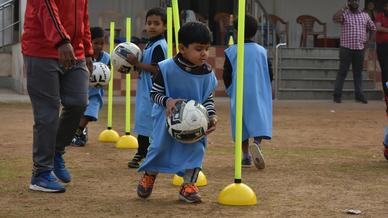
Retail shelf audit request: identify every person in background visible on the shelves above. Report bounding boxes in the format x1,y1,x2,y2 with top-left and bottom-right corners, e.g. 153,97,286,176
364,1,378,21
333,0,376,104
376,2,388,159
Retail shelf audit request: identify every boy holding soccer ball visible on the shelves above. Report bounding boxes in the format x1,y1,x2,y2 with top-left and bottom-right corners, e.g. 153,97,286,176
70,27,110,147
124,8,168,168
136,22,217,203
223,14,272,169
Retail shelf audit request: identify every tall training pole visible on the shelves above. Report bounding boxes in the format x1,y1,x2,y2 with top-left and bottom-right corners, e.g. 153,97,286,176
172,0,180,53
99,22,120,143
116,17,138,149
167,7,173,58
218,0,257,205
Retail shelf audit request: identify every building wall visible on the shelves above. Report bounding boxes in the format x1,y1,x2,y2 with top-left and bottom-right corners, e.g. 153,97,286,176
17,0,368,48
88,0,161,40
12,0,379,95
0,0,18,47
259,0,365,47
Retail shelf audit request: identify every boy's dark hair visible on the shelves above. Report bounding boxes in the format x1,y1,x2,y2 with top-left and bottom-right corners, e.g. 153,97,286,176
178,22,211,47
90,27,105,40
233,14,258,39
146,7,167,25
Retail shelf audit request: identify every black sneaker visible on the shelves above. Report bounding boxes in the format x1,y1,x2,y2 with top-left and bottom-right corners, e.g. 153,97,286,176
70,128,88,147
333,96,341,103
241,156,252,168
355,96,368,104
128,153,144,168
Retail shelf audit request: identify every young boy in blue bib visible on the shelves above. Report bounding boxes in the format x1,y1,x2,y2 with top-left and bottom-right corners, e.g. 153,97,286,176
124,8,168,168
223,14,272,169
71,27,110,147
136,22,218,203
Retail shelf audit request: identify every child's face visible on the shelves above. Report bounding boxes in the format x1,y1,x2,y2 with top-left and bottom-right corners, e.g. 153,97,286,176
179,43,210,66
92,37,104,56
145,15,166,38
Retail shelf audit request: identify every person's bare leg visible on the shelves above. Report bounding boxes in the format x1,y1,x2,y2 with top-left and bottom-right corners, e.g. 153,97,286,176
78,117,89,129
242,139,249,155
242,139,252,167
70,117,91,147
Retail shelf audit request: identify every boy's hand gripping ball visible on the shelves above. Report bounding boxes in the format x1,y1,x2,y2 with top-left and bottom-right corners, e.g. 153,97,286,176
166,100,209,144
111,42,142,74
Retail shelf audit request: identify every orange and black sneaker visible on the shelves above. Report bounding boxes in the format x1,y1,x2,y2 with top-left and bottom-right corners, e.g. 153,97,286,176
178,183,202,203
137,173,156,199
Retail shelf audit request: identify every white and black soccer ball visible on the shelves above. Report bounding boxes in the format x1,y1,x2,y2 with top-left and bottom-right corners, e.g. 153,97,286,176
111,42,142,73
166,100,209,144
89,62,111,87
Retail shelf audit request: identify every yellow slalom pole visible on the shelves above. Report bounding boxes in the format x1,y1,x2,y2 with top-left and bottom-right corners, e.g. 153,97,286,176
172,0,180,53
125,18,132,136
99,22,120,143
116,17,138,149
234,11,244,184
218,0,257,205
167,7,173,58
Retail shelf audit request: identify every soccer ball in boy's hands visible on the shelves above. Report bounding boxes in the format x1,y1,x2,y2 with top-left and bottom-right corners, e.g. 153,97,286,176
166,100,209,144
111,42,142,73
89,62,111,87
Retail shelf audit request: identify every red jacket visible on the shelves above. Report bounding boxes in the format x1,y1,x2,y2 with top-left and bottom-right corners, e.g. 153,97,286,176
22,0,93,59
376,13,388,44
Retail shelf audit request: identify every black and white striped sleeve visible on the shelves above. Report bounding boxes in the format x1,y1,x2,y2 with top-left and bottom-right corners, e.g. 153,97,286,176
203,93,216,117
150,72,169,107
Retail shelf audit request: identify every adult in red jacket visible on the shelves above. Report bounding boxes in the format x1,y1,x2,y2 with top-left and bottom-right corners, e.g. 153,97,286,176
376,2,388,115
377,2,388,161
22,0,93,193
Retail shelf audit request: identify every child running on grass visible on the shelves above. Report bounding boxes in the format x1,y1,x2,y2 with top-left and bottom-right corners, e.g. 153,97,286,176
70,27,110,147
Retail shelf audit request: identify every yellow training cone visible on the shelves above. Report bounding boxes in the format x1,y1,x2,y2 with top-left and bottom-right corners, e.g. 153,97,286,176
228,35,234,47
218,182,257,206
172,174,183,186
172,171,207,186
98,129,120,142
116,134,138,149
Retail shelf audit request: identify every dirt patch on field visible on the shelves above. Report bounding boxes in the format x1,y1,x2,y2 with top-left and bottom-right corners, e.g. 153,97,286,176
1,100,388,217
